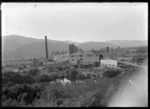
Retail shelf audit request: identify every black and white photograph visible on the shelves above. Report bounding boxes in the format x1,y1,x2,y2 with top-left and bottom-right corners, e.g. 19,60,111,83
1,3,148,107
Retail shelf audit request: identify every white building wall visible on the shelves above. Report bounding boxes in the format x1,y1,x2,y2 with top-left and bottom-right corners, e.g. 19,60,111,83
101,59,117,67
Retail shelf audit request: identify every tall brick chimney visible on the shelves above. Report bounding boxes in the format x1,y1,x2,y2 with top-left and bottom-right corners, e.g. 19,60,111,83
45,36,49,59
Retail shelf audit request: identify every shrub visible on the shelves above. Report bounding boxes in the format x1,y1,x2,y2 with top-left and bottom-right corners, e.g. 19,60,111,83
28,68,38,76
76,73,91,80
2,87,10,99
70,70,78,81
49,73,59,81
2,76,10,87
23,74,36,84
76,73,85,80
78,91,100,107
48,66,55,72
2,83,43,106
4,82,15,88
103,70,121,78
36,75,51,83
2,70,125,107
2,71,35,85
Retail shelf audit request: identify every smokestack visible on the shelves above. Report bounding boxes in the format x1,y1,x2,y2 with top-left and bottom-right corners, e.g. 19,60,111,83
45,36,49,59
69,44,75,54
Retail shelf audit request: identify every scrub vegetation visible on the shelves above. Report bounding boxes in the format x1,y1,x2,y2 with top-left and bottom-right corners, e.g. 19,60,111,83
2,66,137,107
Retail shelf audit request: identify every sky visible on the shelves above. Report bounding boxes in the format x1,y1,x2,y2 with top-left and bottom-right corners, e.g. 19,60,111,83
2,3,148,42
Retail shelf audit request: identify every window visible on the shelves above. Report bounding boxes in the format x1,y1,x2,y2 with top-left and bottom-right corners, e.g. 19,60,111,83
71,55,74,57
80,55,83,57
71,59,74,61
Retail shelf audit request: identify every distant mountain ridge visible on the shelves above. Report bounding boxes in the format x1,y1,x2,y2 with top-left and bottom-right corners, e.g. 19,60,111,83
107,40,147,47
2,35,147,59
2,35,41,51
78,41,117,51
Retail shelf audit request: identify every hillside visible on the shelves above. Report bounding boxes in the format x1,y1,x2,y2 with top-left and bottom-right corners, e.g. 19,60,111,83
2,35,41,51
79,41,118,51
2,35,147,59
2,35,69,59
107,40,147,47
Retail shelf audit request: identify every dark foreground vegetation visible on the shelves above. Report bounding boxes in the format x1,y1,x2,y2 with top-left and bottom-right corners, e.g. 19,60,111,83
2,66,138,107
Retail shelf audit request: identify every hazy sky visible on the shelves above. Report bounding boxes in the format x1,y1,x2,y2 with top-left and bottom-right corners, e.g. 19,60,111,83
2,3,148,42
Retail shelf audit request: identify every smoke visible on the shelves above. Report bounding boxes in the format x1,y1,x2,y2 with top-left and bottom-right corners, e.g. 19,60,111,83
108,65,148,107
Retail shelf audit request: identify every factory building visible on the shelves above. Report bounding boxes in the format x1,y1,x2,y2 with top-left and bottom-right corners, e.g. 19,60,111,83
69,44,79,54
69,51,103,67
100,59,117,68
69,52,83,64
69,44,75,54
81,52,99,64
74,46,78,52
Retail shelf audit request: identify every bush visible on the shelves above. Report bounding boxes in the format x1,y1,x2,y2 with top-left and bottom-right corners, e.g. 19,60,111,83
2,71,35,85
38,78,113,107
35,74,58,83
40,83,64,102
48,66,55,72
23,74,36,84
2,70,124,107
103,70,121,78
70,70,78,81
76,73,91,80
78,91,103,107
2,84,43,106
4,82,15,88
28,68,38,76
49,73,59,81
2,76,10,87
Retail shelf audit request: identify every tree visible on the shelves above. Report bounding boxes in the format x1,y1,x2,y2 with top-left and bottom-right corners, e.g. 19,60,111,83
70,70,78,81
